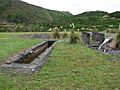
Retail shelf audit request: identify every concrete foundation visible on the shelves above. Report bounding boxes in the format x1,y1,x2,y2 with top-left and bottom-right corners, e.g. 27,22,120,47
0,40,56,74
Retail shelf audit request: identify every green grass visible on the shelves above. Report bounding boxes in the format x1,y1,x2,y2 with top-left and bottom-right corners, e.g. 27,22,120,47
0,33,120,90
0,33,42,61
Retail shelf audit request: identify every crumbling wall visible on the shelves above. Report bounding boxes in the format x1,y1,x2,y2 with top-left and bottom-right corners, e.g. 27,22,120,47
92,32,105,44
81,32,90,45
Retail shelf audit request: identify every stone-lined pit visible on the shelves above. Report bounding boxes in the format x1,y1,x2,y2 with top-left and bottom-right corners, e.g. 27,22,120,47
0,40,56,74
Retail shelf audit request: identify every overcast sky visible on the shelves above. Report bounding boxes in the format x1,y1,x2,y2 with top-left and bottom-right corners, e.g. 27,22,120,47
22,0,120,15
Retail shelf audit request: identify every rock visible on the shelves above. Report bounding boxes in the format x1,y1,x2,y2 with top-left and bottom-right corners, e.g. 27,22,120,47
6,61,11,64
109,40,117,50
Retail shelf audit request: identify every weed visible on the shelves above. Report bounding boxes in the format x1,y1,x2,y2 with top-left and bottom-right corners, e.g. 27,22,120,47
70,31,80,44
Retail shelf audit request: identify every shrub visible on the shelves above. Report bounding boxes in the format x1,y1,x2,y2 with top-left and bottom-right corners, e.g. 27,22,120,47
116,31,120,49
106,29,118,34
70,31,80,44
62,32,68,38
53,29,60,39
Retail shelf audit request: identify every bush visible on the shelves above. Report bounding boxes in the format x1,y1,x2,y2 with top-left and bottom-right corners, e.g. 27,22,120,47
107,29,117,33
53,29,60,39
70,31,79,44
116,31,120,49
62,32,68,38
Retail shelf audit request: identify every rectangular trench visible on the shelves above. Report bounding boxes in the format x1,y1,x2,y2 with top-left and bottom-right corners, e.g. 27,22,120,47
0,40,56,74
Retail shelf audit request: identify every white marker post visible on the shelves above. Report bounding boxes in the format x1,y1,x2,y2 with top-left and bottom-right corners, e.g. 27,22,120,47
71,23,75,29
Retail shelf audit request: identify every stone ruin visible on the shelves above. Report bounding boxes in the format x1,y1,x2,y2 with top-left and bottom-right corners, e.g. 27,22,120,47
98,38,120,54
21,34,52,39
0,40,56,74
81,32,105,47
90,32,105,49
81,32,90,45
81,32,120,54
91,32,105,44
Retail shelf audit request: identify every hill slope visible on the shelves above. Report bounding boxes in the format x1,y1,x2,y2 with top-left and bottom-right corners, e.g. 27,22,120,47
0,0,72,23
54,11,120,30
0,0,120,31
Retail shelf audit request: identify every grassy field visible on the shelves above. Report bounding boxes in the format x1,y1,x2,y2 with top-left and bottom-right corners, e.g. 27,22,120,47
0,33,42,62
0,33,120,90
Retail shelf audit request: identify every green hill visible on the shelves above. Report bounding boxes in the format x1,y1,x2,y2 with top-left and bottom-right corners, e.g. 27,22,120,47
76,11,109,17
0,0,72,23
54,11,120,31
110,11,120,18
0,0,120,32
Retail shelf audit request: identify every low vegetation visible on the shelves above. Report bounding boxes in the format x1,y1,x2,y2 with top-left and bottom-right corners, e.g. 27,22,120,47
0,0,120,32
53,29,60,39
0,0,120,89
0,34,120,89
70,31,80,44
62,31,68,38
0,33,42,60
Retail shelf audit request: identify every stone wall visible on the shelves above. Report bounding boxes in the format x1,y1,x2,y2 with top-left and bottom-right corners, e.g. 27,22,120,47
92,32,105,44
81,32,90,45
21,34,52,39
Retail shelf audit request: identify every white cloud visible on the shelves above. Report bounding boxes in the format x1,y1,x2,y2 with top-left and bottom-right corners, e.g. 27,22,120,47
22,0,120,15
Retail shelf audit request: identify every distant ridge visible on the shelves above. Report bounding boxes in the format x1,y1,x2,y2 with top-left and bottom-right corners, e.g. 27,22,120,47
0,0,72,23
0,0,120,30
54,10,120,29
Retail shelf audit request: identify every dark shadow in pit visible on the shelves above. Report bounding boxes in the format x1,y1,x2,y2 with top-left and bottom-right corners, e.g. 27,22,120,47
13,40,55,64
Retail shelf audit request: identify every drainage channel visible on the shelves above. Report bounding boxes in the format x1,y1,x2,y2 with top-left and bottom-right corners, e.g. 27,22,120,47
0,40,56,74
